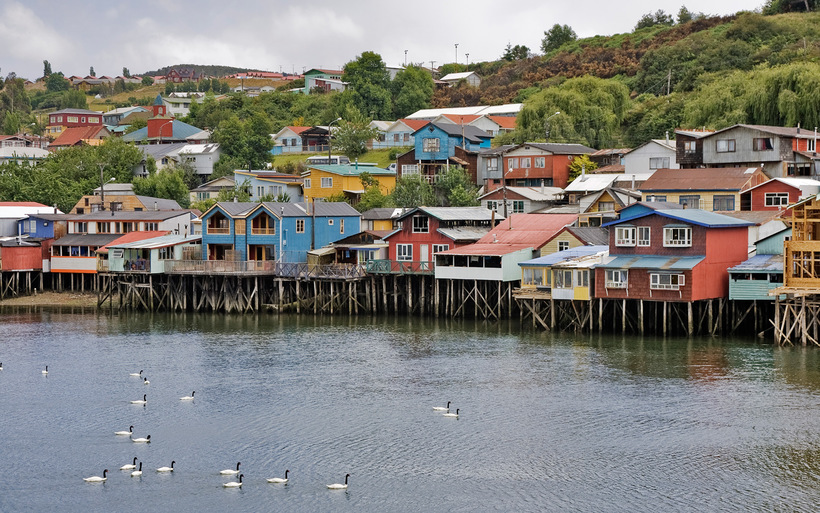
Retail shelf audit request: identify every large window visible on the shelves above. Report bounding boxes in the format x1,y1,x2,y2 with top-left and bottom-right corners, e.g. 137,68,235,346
304,178,311,189
522,267,543,287
713,195,735,211
412,215,429,233
683,141,696,154
554,269,573,288
605,269,628,289
397,244,412,261
422,138,440,152
521,158,531,169
679,195,700,208
486,200,499,212
650,273,685,290
512,200,525,213
716,139,736,153
534,157,545,168
433,244,449,254
508,158,518,170
487,158,498,172
664,226,692,247
637,226,651,247
765,192,789,207
401,164,419,176
649,157,670,169
558,241,570,251
615,226,636,246
576,270,589,288
753,137,774,151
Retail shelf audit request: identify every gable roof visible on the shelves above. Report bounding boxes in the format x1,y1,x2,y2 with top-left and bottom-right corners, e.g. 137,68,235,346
520,245,610,267
604,208,755,228
477,213,579,246
508,142,595,155
440,71,479,82
396,206,498,223
742,177,820,196
305,164,394,176
628,139,676,153
416,122,491,144
639,168,763,192
478,186,563,202
390,119,430,132
708,124,815,139
50,126,108,147
565,226,609,245
439,114,481,124
486,116,517,130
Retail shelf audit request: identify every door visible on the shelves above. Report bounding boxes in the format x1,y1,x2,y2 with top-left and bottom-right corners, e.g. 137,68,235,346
420,244,429,270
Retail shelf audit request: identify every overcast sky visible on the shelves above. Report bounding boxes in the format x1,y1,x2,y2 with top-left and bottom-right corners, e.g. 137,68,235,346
2,0,759,80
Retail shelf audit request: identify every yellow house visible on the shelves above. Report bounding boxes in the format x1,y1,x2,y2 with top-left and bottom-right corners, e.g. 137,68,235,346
519,245,609,291
638,167,768,211
578,187,640,226
302,164,396,204
540,226,609,256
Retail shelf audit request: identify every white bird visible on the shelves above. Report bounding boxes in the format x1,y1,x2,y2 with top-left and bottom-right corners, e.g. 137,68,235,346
132,435,151,443
219,462,241,475
120,457,138,470
42,365,48,375
443,408,460,418
179,391,195,401
223,474,244,488
432,401,451,411
83,469,108,482
143,377,150,385
131,462,143,477
327,474,350,489
130,394,147,405
130,370,143,377
266,469,289,484
156,461,175,472
115,425,134,436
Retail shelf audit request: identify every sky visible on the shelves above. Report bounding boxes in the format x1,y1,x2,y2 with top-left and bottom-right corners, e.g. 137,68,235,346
1,0,759,80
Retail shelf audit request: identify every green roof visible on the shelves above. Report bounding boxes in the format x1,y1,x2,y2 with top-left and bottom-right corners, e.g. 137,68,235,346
307,164,395,176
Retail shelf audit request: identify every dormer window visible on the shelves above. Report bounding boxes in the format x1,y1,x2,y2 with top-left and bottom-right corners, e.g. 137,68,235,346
412,215,429,233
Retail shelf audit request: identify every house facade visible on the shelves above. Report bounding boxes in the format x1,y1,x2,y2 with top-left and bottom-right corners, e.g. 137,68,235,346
46,108,103,138
638,167,769,212
740,177,820,213
234,170,304,202
301,164,395,204
396,122,491,184
271,126,310,154
483,142,596,191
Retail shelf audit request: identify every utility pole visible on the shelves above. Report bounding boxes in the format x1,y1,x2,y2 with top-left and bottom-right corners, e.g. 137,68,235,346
667,69,672,96
454,43,458,64
465,53,469,68
430,61,436,75
404,50,408,67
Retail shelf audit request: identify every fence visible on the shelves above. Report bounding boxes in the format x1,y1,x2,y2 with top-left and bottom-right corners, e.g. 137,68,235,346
366,260,434,275
164,260,366,279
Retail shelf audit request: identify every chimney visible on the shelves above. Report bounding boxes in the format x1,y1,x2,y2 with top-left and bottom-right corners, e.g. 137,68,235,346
798,122,801,134
53,204,57,214
154,201,158,211
631,175,635,189
665,131,669,143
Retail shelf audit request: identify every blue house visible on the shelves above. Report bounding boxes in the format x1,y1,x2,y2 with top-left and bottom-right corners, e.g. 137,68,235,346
396,122,492,185
200,201,361,264
16,213,67,239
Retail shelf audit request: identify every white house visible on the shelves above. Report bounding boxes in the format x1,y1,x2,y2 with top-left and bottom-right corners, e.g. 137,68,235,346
175,143,221,177
440,71,481,88
623,138,678,176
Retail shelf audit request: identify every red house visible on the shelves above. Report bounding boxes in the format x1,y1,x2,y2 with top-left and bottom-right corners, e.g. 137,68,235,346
741,177,820,214
46,108,103,139
381,206,500,272
0,239,52,271
595,206,752,302
489,142,595,192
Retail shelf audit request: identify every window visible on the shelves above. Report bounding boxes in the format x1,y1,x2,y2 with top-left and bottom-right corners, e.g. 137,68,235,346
576,270,589,288
397,244,412,261
753,137,774,151
664,226,692,247
535,157,545,168
554,269,573,288
257,186,265,198
422,138,440,152
679,195,700,208
508,158,519,170
296,219,305,233
282,139,288,147
713,195,735,211
597,201,615,212
512,200,525,213
522,268,542,286
393,133,400,142
487,158,498,172
650,273,685,290
29,219,36,233
637,226,651,246
402,164,420,176
67,116,79,123
605,269,628,288
158,247,173,260
433,244,449,254
412,215,429,233
304,178,311,189
97,222,111,233
321,177,333,188
340,219,344,234
683,141,696,154
809,139,816,152
521,158,531,168
328,219,334,225
486,200,499,212
716,139,736,153
764,192,789,207
74,222,88,233
558,241,570,251
378,133,386,142
649,157,670,169
615,226,636,246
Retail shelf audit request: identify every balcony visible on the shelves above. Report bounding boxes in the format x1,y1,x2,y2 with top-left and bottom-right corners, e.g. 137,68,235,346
365,259,434,275
251,227,276,235
164,260,367,279
206,227,230,235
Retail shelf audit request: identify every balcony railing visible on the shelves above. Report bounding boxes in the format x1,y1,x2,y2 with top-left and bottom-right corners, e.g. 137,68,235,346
206,227,230,235
251,228,276,235
164,260,366,279
365,259,434,275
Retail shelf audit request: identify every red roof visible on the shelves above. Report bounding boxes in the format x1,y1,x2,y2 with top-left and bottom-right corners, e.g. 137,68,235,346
397,119,429,131
487,116,517,130
97,231,170,254
439,243,534,256
287,126,311,134
50,126,107,147
441,114,481,124
0,202,49,207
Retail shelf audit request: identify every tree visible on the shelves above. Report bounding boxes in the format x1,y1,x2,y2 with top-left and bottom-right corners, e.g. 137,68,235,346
391,65,434,119
141,76,154,86
541,24,578,54
60,89,88,109
43,60,52,78
132,168,191,208
122,67,130,78
332,107,379,160
2,110,20,135
635,10,674,30
89,66,95,77
341,51,392,120
391,174,435,208
46,72,69,93
567,155,598,182
434,166,479,206
677,6,693,24
502,44,530,61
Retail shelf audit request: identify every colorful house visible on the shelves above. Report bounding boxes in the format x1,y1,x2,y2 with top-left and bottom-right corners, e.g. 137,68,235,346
740,177,820,214
577,187,641,227
595,209,753,302
396,122,492,184
46,108,103,138
48,126,110,149
491,142,596,191
638,167,769,211
234,170,304,202
382,119,428,148
728,226,789,302
301,164,395,204
518,245,608,291
106,233,202,273
540,226,609,256
360,208,403,231
271,126,310,154
479,186,563,215
303,69,346,94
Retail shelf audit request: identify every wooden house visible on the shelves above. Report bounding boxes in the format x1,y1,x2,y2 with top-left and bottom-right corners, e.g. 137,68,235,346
360,208,403,231
234,170,304,202
540,226,608,256
46,108,103,138
638,167,769,211
190,176,236,204
271,126,310,154
0,238,52,272
782,194,820,289
492,143,596,191
740,177,820,214
518,245,608,291
577,187,641,227
439,72,481,87
318,230,390,266
396,122,491,184
623,139,678,176
302,69,345,94
50,234,121,273
729,226,789,301
382,119,428,148
48,126,110,149
674,129,714,168
71,184,182,214
301,164,395,204
106,233,202,273
478,186,562,216
595,209,753,302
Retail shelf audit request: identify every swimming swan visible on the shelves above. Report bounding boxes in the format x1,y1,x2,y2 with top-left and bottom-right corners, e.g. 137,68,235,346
115,425,134,436
120,457,138,470
179,391,195,401
131,462,143,477
443,408,460,418
130,395,147,405
219,462,241,475
266,469,289,484
83,469,108,482
132,435,151,443
130,370,143,377
223,474,244,488
432,401,451,411
143,377,150,385
327,474,350,489
156,461,175,472
42,365,48,375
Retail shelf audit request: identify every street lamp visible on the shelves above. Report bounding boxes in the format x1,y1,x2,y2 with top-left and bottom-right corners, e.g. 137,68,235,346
327,117,342,163
404,50,408,67
544,111,560,142
454,43,459,64
158,120,174,144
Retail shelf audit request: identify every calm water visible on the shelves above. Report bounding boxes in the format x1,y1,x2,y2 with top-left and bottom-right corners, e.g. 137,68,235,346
1,309,820,512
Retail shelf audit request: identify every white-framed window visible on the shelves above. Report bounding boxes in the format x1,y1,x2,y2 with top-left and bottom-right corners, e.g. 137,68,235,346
650,273,685,290
522,267,543,286
534,157,545,168
615,226,636,246
412,215,429,233
683,140,696,154
508,157,519,170
402,164,419,176
521,157,531,168
512,200,525,213
257,186,265,198
605,269,628,289
649,157,670,169
393,133,400,142
304,178,311,189
664,226,692,247
433,244,449,254
67,116,79,123
486,200,499,212
764,192,789,207
487,158,498,172
340,219,344,234
809,139,817,152
558,241,570,251
716,139,736,153
422,138,440,152
145,222,158,231
321,177,333,188
397,244,412,261
637,226,651,246
296,219,305,233
554,269,573,288
328,219,334,226
576,270,589,288
74,221,88,233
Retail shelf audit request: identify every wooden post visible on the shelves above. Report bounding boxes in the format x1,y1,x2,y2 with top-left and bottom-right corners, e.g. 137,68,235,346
621,299,627,334
598,298,603,333
687,302,694,336
801,296,808,346
638,300,644,335
550,297,555,329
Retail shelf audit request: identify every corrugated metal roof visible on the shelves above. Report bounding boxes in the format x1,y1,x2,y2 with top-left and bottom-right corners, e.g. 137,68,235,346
564,174,620,192
306,164,394,176
478,186,563,202
97,231,170,253
478,213,579,246
65,210,190,221
519,245,610,267
597,255,705,270
399,206,499,222
438,243,534,256
728,254,783,273
437,226,493,242
639,168,761,192
607,208,755,228
361,208,404,220
516,142,596,154
107,233,201,250
566,227,609,245
52,234,121,246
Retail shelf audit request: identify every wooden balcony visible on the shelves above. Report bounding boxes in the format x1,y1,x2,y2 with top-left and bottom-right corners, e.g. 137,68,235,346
251,227,276,235
365,259,434,275
206,227,230,235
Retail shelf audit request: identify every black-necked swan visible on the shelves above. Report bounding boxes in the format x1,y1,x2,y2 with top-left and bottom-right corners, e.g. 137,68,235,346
83,469,108,482
131,462,143,477
0,362,3,370
42,365,48,375
143,377,150,385
130,370,143,377
327,474,350,489
223,474,244,488
120,457,138,470
156,461,175,472
130,395,147,405
432,401,451,411
220,462,241,475
443,408,460,418
132,435,151,443
115,425,134,436
180,391,195,401
266,469,289,483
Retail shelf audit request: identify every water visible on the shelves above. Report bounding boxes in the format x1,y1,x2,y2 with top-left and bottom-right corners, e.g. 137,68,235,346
1,309,820,512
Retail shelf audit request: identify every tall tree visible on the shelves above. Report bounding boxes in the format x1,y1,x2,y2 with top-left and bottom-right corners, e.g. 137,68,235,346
434,166,479,206
502,44,530,61
89,66,95,77
333,107,379,160
122,67,130,78
391,65,433,119
391,174,435,208
46,72,69,92
342,51,392,120
541,24,578,54
43,60,52,78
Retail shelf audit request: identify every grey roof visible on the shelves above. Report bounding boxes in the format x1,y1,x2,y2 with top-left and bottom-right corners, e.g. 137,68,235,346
597,255,705,270
398,206,499,222
520,245,609,267
361,207,404,220
479,145,515,156
52,234,121,246
213,202,259,217
122,120,204,143
138,143,188,161
533,204,581,214
261,202,361,218
134,196,182,211
437,226,494,242
427,122,491,143
728,254,783,273
66,210,191,221
50,108,102,116
566,226,609,245
108,233,201,250
515,142,596,154
607,208,755,228
721,211,786,226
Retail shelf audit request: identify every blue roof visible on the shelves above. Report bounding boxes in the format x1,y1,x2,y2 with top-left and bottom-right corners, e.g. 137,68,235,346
728,254,783,273
597,255,705,270
604,209,755,228
121,120,202,143
519,245,608,267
